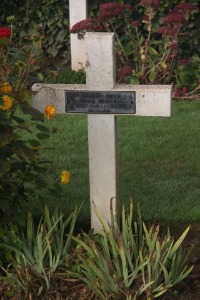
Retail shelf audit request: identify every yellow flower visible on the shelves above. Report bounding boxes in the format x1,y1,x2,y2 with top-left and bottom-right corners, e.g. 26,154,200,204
61,171,70,185
32,145,40,151
0,82,12,93
6,15,15,24
0,95,13,111
44,104,56,120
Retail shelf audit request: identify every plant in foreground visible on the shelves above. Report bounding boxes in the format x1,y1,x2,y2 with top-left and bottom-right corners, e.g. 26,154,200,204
0,17,70,226
0,205,79,298
0,18,48,223
69,201,193,300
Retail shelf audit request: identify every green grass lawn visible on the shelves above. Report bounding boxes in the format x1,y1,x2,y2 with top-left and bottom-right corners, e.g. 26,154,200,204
40,100,200,226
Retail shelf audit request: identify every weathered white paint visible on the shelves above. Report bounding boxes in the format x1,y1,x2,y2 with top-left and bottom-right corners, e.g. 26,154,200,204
32,83,172,117
86,33,118,232
69,0,87,70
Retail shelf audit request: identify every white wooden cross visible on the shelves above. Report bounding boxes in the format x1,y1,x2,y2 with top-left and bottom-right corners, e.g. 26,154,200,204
69,0,88,70
32,32,172,232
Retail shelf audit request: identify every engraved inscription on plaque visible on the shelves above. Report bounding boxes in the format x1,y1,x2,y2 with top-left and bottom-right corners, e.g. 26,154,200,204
65,91,136,114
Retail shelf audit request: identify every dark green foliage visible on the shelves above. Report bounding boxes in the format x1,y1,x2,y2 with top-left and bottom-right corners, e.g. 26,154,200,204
0,24,57,226
176,56,200,90
0,0,70,64
0,101,51,225
47,69,86,84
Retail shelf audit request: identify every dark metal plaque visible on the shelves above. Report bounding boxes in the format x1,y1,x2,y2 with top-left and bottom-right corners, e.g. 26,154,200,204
65,91,136,114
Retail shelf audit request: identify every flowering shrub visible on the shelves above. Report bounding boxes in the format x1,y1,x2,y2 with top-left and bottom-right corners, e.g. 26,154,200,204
71,1,199,95
1,0,70,65
0,27,11,38
0,19,69,225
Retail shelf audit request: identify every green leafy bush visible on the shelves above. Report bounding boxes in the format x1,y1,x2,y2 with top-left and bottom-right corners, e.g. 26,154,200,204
0,19,64,225
70,201,193,300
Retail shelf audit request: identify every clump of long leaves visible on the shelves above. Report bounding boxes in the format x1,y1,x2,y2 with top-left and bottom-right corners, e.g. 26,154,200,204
69,201,193,300
0,205,79,298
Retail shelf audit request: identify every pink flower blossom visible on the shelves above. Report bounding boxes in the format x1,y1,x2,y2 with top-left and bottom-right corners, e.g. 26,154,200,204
178,59,190,66
131,20,139,27
139,0,160,8
70,19,95,33
163,13,187,24
182,87,188,95
97,12,114,22
174,3,198,12
95,24,104,31
142,15,149,22
173,88,182,97
97,7,123,22
99,2,122,12
118,66,132,77
168,42,179,50
123,4,133,10
157,26,178,37
98,2,124,22
173,87,188,97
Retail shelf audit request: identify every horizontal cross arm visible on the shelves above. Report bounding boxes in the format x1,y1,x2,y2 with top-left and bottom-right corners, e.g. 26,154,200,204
32,83,172,117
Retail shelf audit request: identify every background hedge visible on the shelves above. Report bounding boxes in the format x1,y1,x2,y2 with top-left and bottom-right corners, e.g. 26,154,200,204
0,0,199,67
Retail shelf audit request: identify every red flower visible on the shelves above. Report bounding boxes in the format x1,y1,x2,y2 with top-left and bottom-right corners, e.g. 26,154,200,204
142,15,149,22
123,4,133,10
131,20,139,27
174,3,198,12
97,8,123,22
98,2,123,22
95,24,104,31
182,87,188,95
0,27,11,38
178,59,190,66
99,2,122,12
163,13,187,24
70,19,95,33
97,12,114,22
118,66,132,77
157,26,178,37
168,42,179,50
173,88,182,97
139,0,160,8
173,87,188,97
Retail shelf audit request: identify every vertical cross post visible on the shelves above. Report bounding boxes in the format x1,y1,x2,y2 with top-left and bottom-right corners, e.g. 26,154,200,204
86,33,118,232
69,0,88,70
